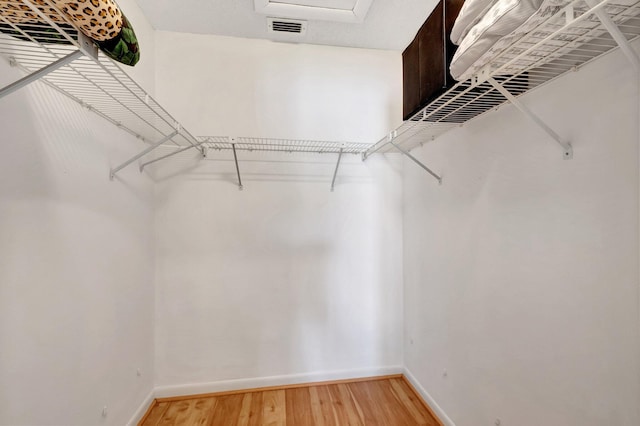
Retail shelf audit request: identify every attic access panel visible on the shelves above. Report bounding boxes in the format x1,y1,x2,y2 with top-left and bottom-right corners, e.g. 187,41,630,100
274,0,358,10
254,0,373,22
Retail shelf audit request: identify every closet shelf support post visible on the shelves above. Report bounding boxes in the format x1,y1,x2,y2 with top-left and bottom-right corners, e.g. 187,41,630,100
110,130,179,180
139,140,207,172
585,0,640,72
0,49,83,100
232,143,243,191
487,77,573,160
330,148,344,192
390,141,442,184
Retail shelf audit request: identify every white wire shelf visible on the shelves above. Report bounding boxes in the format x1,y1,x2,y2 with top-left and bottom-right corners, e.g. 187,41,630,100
0,0,198,148
197,136,370,154
365,0,640,157
2,0,638,172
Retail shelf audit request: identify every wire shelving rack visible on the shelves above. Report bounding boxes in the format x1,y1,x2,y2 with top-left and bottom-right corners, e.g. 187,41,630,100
0,0,639,180
364,0,640,160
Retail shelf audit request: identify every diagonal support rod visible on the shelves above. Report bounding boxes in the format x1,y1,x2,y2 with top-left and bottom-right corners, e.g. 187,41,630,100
232,143,243,191
330,148,344,192
139,141,207,172
110,130,179,180
0,50,84,100
585,0,640,72
488,77,573,159
390,141,442,184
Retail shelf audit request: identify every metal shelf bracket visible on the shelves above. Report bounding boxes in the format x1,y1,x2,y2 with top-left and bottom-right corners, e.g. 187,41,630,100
0,16,98,101
110,130,179,180
0,49,83,100
390,140,442,185
139,140,208,172
76,33,99,60
231,142,243,191
585,0,640,72
487,77,573,160
330,148,344,192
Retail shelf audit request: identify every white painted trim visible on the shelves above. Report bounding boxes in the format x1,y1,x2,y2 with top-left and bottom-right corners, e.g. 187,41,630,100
253,0,373,23
126,389,155,426
351,0,371,20
403,367,456,426
154,365,403,398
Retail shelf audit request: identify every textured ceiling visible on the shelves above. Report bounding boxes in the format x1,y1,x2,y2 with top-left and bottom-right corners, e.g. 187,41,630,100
131,0,439,51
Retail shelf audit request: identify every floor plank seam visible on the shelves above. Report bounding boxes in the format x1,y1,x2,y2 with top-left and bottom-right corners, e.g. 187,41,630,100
139,375,444,426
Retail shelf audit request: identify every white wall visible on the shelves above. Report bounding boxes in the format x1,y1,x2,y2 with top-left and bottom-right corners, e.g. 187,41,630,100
1,18,403,422
118,0,157,95
154,31,402,142
151,32,404,389
12,7,638,425
402,46,640,425
152,150,404,390
0,1,157,423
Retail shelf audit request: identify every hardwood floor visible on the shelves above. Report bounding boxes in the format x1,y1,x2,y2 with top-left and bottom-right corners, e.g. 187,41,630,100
139,376,441,426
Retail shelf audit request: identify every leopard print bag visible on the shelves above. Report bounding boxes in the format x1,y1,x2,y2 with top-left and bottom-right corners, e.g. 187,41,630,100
0,0,140,66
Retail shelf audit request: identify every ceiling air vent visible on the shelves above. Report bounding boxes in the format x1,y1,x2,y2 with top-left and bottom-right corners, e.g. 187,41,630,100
267,17,307,36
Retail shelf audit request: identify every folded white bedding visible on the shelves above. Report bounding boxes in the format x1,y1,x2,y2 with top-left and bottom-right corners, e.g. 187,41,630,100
450,0,547,80
450,0,498,45
451,0,639,81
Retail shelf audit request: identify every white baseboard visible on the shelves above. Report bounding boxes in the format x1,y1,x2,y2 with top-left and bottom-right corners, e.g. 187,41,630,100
126,389,155,426
403,367,456,426
154,365,403,399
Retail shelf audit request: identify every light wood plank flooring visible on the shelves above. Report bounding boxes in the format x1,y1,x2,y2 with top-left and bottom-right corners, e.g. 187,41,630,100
140,376,441,426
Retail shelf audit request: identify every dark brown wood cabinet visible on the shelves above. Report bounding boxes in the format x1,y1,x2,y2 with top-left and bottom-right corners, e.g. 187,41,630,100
403,0,465,120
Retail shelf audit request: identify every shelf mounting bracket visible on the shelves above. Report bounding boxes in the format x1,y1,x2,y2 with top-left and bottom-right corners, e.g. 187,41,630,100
390,141,442,184
110,130,179,180
139,140,207,172
330,148,344,192
0,49,84,100
232,142,243,191
488,77,573,160
585,0,640,72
